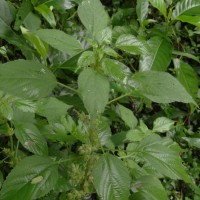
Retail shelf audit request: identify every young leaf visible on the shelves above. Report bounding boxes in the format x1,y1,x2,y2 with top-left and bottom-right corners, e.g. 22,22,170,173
131,176,168,200
174,59,199,99
148,0,167,17
78,0,110,39
36,29,82,55
116,34,149,55
14,122,48,156
78,68,110,116
172,0,200,20
139,36,172,71
136,0,149,24
92,154,131,200
0,156,58,200
117,104,138,129
132,71,196,104
0,102,13,121
182,137,200,148
153,117,174,133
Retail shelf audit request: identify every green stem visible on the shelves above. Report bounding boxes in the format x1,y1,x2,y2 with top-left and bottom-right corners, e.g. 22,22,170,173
57,82,78,94
107,93,131,105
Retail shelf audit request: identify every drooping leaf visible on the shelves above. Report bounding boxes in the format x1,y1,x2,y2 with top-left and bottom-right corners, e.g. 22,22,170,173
176,15,200,27
117,104,138,129
172,50,200,63
92,154,131,200
131,176,168,200
172,0,200,20
174,59,199,99
14,122,48,156
128,135,192,183
78,0,110,39
78,68,110,116
132,71,196,104
148,0,167,17
0,60,56,100
136,0,149,23
34,4,56,27
0,155,58,200
153,117,174,133
36,29,82,55
139,36,172,71
182,137,200,148
116,34,149,55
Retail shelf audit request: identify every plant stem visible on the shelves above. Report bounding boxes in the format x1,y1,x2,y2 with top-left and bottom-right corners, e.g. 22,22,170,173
57,82,78,94
107,93,131,105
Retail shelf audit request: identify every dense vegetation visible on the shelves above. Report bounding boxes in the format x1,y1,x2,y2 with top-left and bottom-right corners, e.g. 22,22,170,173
0,0,200,199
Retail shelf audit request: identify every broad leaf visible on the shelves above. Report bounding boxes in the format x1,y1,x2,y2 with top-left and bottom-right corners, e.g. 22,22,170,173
174,59,199,99
131,176,168,200
116,34,149,55
23,12,41,32
0,156,58,200
153,117,174,133
176,15,200,27
78,51,96,69
0,102,13,121
78,68,110,116
128,135,192,183
172,0,200,20
139,36,172,71
78,0,110,39
132,71,196,104
36,29,82,55
136,0,149,23
182,137,200,148
14,122,48,156
0,60,56,100
117,104,138,129
92,154,131,200
149,0,167,17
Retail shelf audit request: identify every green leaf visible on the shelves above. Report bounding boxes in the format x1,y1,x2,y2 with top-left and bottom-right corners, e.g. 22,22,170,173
131,176,168,200
0,170,3,189
0,60,56,100
176,15,200,27
116,34,149,55
36,29,82,55
117,104,138,129
174,59,199,99
14,122,48,156
78,0,110,39
23,12,41,32
136,0,149,23
172,50,200,63
182,137,200,148
0,102,13,120
132,71,196,104
78,51,96,69
34,4,56,27
153,117,174,133
130,135,192,183
0,0,16,25
102,58,131,84
139,36,172,71
78,68,110,116
0,155,58,200
148,0,167,17
92,154,131,200
172,0,200,19
36,97,70,122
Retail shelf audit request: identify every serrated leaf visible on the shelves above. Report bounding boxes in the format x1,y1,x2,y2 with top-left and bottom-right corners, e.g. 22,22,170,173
78,51,96,69
78,0,110,39
176,15,200,27
131,176,168,200
132,71,196,104
35,29,82,55
130,135,192,183
0,155,58,200
139,36,172,71
0,60,56,100
116,34,149,55
136,0,149,23
148,0,167,17
92,154,131,200
182,137,200,148
172,0,200,19
0,102,13,120
14,122,48,156
153,117,174,133
117,104,138,129
78,68,110,116
174,59,199,99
